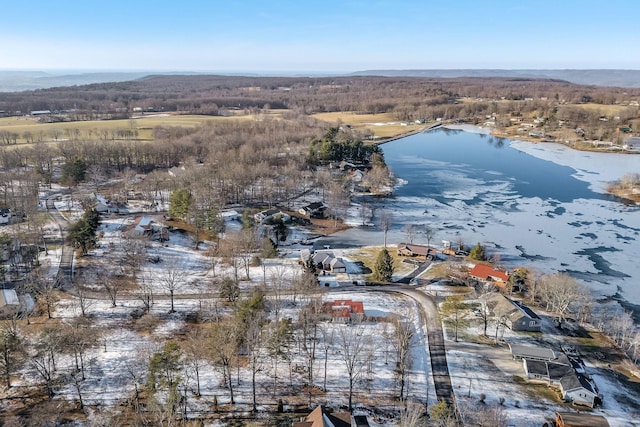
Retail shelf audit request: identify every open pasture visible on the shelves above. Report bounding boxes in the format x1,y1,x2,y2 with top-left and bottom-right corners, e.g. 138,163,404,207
311,111,428,139
0,113,271,145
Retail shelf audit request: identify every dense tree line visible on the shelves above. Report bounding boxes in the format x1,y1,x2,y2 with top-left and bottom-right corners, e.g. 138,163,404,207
2,75,640,122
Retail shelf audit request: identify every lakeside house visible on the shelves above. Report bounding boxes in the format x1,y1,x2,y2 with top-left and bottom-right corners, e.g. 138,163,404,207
397,243,436,260
470,264,509,288
511,344,602,408
480,293,541,332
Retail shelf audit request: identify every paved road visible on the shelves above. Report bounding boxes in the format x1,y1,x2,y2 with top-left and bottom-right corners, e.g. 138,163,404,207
395,259,431,284
46,197,74,287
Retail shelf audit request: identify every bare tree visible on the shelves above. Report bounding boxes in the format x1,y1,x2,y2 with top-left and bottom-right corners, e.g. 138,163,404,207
537,273,587,327
403,224,417,244
423,224,436,248
379,210,393,248
441,295,470,342
102,272,122,308
208,319,238,405
337,323,371,412
319,325,334,392
392,317,414,401
121,233,148,281
161,269,187,313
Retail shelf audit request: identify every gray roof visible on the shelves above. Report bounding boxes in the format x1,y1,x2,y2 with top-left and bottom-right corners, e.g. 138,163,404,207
509,343,556,361
560,373,599,395
482,293,540,322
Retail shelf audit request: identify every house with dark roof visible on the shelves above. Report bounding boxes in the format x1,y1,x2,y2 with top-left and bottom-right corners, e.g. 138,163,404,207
481,293,541,332
301,249,347,274
509,343,556,361
397,243,436,259
131,216,169,241
514,344,602,408
559,371,601,408
298,202,327,218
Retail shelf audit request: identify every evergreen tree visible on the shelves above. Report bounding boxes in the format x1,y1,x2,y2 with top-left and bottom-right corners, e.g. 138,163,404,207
373,248,394,282
469,242,487,261
60,157,87,187
168,189,192,221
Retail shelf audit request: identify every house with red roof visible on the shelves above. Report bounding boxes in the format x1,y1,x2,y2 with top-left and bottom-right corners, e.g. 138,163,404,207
470,264,509,287
322,299,365,323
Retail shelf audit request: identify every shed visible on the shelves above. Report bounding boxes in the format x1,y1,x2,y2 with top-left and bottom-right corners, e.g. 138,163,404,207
0,289,21,317
555,411,609,427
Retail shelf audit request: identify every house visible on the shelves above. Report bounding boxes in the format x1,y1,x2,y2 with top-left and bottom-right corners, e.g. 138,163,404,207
298,202,327,218
329,257,347,273
480,293,541,331
555,411,609,427
0,289,21,317
0,208,11,225
397,243,436,259
302,250,347,273
132,216,169,241
322,300,365,323
559,371,601,408
293,405,352,427
515,344,602,408
254,208,290,224
470,264,509,287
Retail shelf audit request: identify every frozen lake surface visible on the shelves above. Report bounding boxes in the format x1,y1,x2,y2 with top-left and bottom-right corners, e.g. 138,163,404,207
320,127,640,309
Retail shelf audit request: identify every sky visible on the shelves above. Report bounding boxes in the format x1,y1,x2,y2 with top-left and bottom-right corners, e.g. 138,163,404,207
1,0,639,73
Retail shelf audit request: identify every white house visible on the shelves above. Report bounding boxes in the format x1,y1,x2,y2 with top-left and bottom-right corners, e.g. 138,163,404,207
254,208,290,224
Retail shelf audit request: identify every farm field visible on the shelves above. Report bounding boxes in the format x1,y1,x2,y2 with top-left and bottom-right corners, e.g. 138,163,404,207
0,112,282,145
311,111,429,139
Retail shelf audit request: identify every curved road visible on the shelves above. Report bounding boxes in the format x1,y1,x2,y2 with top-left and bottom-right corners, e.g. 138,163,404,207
329,285,455,407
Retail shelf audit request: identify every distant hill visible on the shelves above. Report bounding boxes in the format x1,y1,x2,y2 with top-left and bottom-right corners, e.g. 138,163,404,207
0,71,157,92
350,69,640,88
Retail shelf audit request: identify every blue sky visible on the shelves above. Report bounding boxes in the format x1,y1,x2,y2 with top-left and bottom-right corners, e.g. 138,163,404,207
1,0,638,72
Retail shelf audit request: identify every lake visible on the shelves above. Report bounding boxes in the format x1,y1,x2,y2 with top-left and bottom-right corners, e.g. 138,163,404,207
321,127,640,308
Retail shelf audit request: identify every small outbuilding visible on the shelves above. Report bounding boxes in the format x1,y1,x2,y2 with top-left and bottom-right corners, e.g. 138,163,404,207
555,411,609,427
